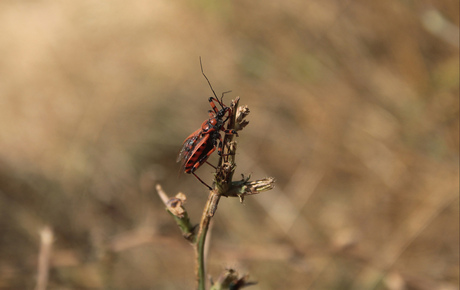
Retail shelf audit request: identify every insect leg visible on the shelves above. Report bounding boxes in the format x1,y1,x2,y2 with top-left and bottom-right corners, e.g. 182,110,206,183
205,161,217,169
192,172,213,190
208,97,221,114
217,139,231,157
223,129,238,136
220,90,232,106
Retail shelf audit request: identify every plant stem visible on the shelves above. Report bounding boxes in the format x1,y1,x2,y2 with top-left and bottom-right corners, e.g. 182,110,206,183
194,97,255,289
195,190,221,290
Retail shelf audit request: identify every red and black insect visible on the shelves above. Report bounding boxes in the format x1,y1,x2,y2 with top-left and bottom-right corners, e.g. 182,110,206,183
177,58,238,190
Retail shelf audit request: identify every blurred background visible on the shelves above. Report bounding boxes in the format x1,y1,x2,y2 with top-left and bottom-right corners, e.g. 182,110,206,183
0,0,458,289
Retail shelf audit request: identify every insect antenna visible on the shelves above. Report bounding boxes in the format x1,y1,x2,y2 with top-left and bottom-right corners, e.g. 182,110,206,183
220,90,232,106
200,56,226,109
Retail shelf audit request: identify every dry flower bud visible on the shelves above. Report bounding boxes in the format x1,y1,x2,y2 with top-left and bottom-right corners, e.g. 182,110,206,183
166,192,187,218
235,105,250,131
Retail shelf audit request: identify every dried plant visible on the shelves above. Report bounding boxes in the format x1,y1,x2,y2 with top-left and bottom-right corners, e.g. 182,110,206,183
157,97,275,290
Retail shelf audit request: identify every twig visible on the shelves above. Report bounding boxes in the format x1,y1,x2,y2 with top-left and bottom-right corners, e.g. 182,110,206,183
195,189,221,289
156,184,196,242
35,226,53,290
157,97,275,290
194,98,240,290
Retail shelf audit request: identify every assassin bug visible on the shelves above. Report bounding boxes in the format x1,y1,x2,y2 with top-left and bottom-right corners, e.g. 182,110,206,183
176,58,238,190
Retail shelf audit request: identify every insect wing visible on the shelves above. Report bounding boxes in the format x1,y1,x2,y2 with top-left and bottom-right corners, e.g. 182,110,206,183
177,128,201,170
182,133,213,173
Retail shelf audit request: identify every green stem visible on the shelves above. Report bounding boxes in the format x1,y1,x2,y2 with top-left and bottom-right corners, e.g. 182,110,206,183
195,191,221,290
194,98,240,289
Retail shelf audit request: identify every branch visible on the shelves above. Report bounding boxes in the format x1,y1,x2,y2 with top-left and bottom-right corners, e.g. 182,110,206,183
158,97,275,290
156,184,196,242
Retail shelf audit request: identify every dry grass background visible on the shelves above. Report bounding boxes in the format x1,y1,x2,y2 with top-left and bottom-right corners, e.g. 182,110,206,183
0,0,458,289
